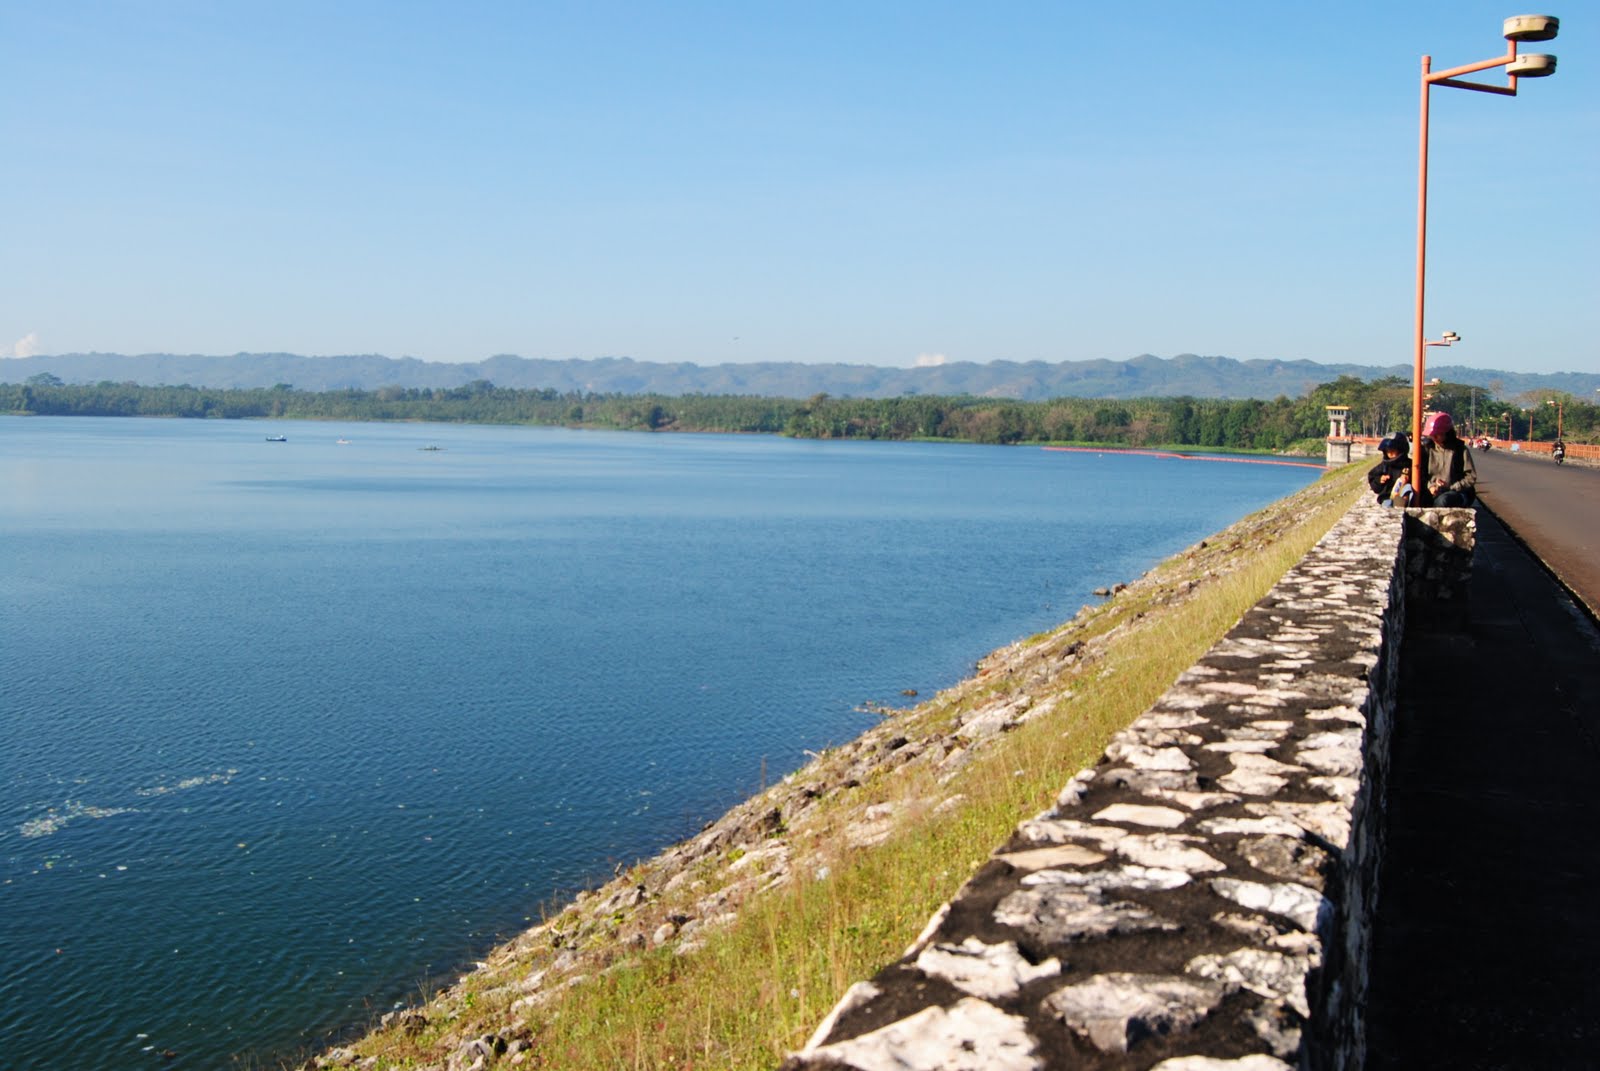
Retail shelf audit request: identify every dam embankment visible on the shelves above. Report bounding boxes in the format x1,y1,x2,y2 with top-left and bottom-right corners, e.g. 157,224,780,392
784,495,1466,1070
786,486,1600,1070
307,465,1598,1070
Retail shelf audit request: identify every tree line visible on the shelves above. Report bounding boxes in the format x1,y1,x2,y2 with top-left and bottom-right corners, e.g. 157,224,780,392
5,372,1595,449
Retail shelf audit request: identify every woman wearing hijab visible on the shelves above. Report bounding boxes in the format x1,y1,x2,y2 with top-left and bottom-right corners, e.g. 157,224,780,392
1418,412,1477,507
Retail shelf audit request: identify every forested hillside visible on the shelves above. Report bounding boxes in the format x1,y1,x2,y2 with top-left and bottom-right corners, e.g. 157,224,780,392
8,375,1595,447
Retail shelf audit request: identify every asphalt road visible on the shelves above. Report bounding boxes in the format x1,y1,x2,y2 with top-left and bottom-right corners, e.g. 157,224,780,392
1472,448,1600,621
1367,450,1600,1068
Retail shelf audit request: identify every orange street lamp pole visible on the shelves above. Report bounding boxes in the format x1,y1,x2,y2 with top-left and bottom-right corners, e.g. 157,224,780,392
1411,14,1559,491
1547,397,1564,438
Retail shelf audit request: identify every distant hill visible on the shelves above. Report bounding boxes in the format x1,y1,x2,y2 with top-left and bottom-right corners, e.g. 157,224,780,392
4,351,1594,402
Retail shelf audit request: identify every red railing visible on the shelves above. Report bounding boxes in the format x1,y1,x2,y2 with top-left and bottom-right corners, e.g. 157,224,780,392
1347,436,1596,461
1481,438,1598,461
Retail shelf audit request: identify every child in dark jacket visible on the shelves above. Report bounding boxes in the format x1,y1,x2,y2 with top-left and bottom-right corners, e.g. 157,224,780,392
1367,433,1412,506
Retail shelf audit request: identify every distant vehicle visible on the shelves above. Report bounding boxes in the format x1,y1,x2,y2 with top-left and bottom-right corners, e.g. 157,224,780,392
265,435,287,442
1552,441,1566,465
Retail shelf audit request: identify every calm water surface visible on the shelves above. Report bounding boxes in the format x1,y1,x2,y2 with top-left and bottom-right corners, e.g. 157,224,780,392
0,417,1320,1068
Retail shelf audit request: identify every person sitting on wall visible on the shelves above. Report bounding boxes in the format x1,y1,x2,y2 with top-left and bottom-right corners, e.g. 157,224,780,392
1367,433,1413,506
1418,411,1477,507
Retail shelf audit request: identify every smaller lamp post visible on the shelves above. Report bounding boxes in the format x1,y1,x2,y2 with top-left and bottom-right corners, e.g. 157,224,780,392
1547,397,1564,438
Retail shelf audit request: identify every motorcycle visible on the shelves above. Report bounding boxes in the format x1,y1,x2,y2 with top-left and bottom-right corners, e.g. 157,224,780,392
1552,443,1566,465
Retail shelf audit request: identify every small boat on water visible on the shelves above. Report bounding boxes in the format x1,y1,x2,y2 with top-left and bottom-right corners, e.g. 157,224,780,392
265,435,287,442
336,438,351,445
419,445,442,452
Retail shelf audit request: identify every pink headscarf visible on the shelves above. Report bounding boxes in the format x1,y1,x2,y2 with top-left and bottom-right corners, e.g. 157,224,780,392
1422,412,1454,439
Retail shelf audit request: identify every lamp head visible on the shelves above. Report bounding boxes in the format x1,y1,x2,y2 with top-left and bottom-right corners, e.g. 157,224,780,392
1442,331,1460,342
1504,14,1559,41
1507,52,1558,76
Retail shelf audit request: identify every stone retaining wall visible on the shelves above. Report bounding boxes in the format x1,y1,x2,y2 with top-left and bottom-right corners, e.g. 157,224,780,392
784,500,1474,1071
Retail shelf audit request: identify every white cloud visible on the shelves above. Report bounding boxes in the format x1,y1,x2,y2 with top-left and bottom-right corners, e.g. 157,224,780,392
914,352,948,367
11,333,41,358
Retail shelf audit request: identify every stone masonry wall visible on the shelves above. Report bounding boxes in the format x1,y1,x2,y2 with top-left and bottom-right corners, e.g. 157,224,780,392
1401,508,1474,633
785,501,1475,1071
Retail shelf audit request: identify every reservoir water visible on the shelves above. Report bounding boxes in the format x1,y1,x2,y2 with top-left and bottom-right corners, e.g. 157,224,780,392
0,417,1320,1068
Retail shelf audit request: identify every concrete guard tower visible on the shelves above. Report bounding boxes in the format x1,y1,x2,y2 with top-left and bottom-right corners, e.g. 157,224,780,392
1326,405,1353,465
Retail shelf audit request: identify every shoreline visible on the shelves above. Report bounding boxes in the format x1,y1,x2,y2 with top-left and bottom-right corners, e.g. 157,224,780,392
0,410,1326,462
301,464,1363,1070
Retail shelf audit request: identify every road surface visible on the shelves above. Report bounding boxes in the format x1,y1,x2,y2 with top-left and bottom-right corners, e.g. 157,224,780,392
1367,447,1600,1067
1472,447,1600,620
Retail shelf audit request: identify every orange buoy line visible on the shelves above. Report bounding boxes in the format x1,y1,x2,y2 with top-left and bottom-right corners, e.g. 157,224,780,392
1040,446,1325,470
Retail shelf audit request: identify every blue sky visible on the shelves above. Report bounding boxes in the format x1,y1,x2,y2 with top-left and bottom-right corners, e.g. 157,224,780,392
3,1,1595,374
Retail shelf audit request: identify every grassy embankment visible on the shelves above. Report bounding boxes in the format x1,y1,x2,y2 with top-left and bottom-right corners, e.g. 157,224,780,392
321,461,1368,1071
